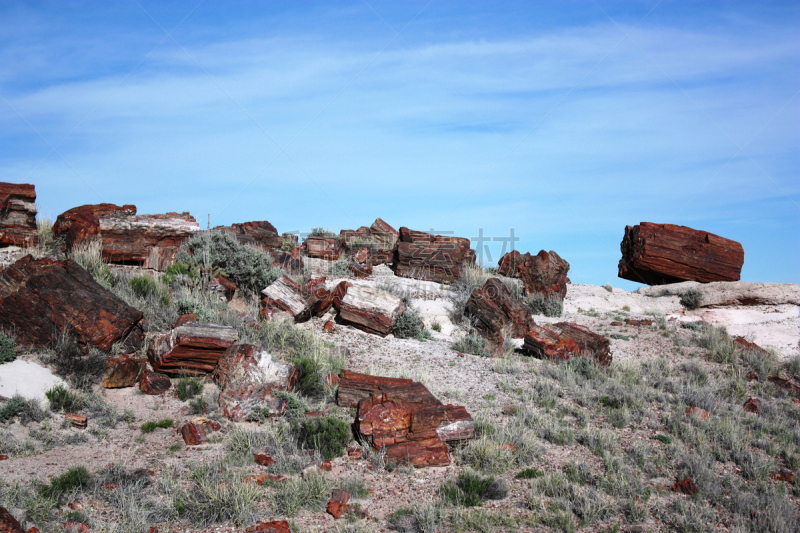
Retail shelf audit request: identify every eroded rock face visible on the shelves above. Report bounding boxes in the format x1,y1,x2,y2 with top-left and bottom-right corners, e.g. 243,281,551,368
394,227,476,284
522,322,611,367
0,182,37,248
148,322,238,376
0,255,144,352
339,286,405,336
465,278,535,350
619,222,744,285
54,204,200,270
213,344,298,421
498,250,570,301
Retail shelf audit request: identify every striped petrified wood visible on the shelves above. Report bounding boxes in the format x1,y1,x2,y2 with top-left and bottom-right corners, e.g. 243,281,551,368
394,227,476,284
148,322,238,375
523,322,611,367
338,285,405,336
618,222,744,285
0,182,38,247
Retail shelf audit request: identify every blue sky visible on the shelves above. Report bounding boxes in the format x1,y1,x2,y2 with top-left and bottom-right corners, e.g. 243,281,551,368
1,1,797,288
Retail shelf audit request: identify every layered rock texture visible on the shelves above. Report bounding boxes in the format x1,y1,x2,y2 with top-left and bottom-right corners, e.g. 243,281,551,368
618,222,744,285
213,221,284,250
0,255,144,352
148,321,238,375
0,182,37,247
54,204,201,270
465,278,535,351
394,227,476,284
523,322,611,366
338,286,405,336
498,250,570,301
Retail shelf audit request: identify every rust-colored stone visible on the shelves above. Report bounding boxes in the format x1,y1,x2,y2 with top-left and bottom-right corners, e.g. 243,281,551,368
65,413,87,429
498,250,570,301
211,274,236,301
212,221,283,250
102,355,146,388
245,521,291,533
522,323,611,367
327,489,350,519
743,397,761,414
348,262,372,278
0,182,37,248
324,320,335,332
148,322,238,376
771,469,795,483
767,375,800,397
618,222,744,285
672,478,698,496
339,286,405,336
0,505,25,533
0,256,145,353
734,337,771,357
139,370,171,395
254,453,274,466
685,406,711,420
180,422,207,445
174,313,197,328
395,227,476,284
624,319,653,326
306,237,341,260
465,278,535,351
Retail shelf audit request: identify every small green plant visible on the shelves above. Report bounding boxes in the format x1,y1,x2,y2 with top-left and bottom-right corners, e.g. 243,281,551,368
393,308,432,341
295,417,352,460
37,215,54,247
308,227,338,239
526,293,563,317
39,465,91,500
0,331,16,363
176,377,203,401
602,283,613,293
431,320,442,332
440,471,508,507
188,396,208,415
651,434,673,444
622,304,631,312
141,418,174,433
0,396,25,422
452,334,491,357
681,288,703,310
130,275,160,298
609,333,630,341
45,384,80,412
516,468,544,479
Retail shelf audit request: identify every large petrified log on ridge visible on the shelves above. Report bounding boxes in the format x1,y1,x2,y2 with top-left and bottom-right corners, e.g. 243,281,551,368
54,204,201,270
394,227,476,284
498,250,570,301
212,221,285,250
338,285,405,336
213,344,298,421
0,255,144,352
148,322,238,375
341,370,474,467
0,182,38,247
339,218,400,254
305,237,341,259
618,222,744,285
523,322,611,366
465,278,535,350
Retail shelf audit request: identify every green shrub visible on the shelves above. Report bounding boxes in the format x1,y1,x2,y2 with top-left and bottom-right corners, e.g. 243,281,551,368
295,417,352,460
602,283,613,293
188,396,208,415
39,465,91,499
0,395,45,424
516,468,544,479
0,331,16,363
176,377,203,401
431,321,442,332
440,471,508,507
680,288,703,310
393,308,432,342
452,334,491,357
0,396,25,423
45,384,81,412
130,275,160,298
526,293,563,317
37,215,54,247
141,419,174,433
308,227,338,239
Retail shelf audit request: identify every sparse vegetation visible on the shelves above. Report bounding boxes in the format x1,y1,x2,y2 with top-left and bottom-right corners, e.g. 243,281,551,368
295,416,352,460
140,418,174,433
440,471,508,507
45,384,81,412
393,307,432,341
452,333,491,357
176,376,203,401
681,287,703,309
525,293,563,317
0,331,16,363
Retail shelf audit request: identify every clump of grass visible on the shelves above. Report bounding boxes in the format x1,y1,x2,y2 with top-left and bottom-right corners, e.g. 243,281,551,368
447,264,491,323
271,471,331,517
0,395,45,425
69,237,113,286
393,308,432,342
452,334,491,357
516,468,544,479
0,331,16,363
294,417,352,460
36,215,54,247
525,293,563,317
602,283,613,293
45,384,81,412
176,376,203,401
141,418,174,433
129,275,161,299
39,465,91,500
680,288,703,310
431,320,442,332
308,227,338,239
440,471,508,507
42,331,106,390
181,462,261,526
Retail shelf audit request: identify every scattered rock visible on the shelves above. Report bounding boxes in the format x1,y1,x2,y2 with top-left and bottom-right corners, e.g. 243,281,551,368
210,274,236,301
394,227,476,284
180,422,208,445
0,505,25,533
261,276,311,319
348,262,372,278
743,397,761,414
339,285,406,336
771,469,795,483
245,521,291,533
139,370,171,395
0,255,145,352
324,320,335,332
637,281,800,307
672,478,698,496
148,322,238,376
465,278,535,351
618,222,744,285
624,319,652,327
327,488,350,519
213,344,298,421
498,250,570,301
522,323,611,367
102,355,146,388
212,221,284,250
0,182,37,248
767,376,800,397
253,453,274,467
65,413,87,429
61,523,89,533
173,313,197,328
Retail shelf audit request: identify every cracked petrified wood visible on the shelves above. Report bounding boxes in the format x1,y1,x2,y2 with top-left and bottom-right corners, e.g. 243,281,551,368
394,227,476,284
498,250,570,301
465,278,535,350
523,322,611,367
0,182,38,247
305,236,341,259
338,285,405,336
212,220,284,250
148,322,238,375
103,355,147,388
0,255,144,352
618,222,744,285
341,370,474,467
261,276,310,318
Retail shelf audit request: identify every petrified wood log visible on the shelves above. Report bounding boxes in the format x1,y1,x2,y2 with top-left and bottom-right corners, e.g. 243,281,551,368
305,237,341,259
370,218,399,249
336,370,415,408
339,286,405,336
523,322,611,367
261,276,310,318
326,489,350,519
0,182,37,247
180,422,208,445
148,322,238,375
0,255,144,352
0,505,25,533
465,278,535,350
498,250,570,301
139,370,171,395
213,344,298,421
394,227,476,284
272,251,304,275
348,263,372,278
102,355,147,388
212,221,283,250
618,222,744,285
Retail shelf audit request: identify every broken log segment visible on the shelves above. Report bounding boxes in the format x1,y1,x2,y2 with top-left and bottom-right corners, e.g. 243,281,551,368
147,322,238,376
465,277,535,350
338,286,405,336
523,322,611,367
0,182,37,247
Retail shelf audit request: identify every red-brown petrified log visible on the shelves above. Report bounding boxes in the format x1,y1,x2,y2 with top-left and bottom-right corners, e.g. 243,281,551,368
305,237,341,259
0,182,38,247
523,322,611,367
0,255,144,352
465,278,535,350
212,221,284,250
618,222,744,285
148,322,238,375
338,286,405,336
497,250,570,300
394,227,476,284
